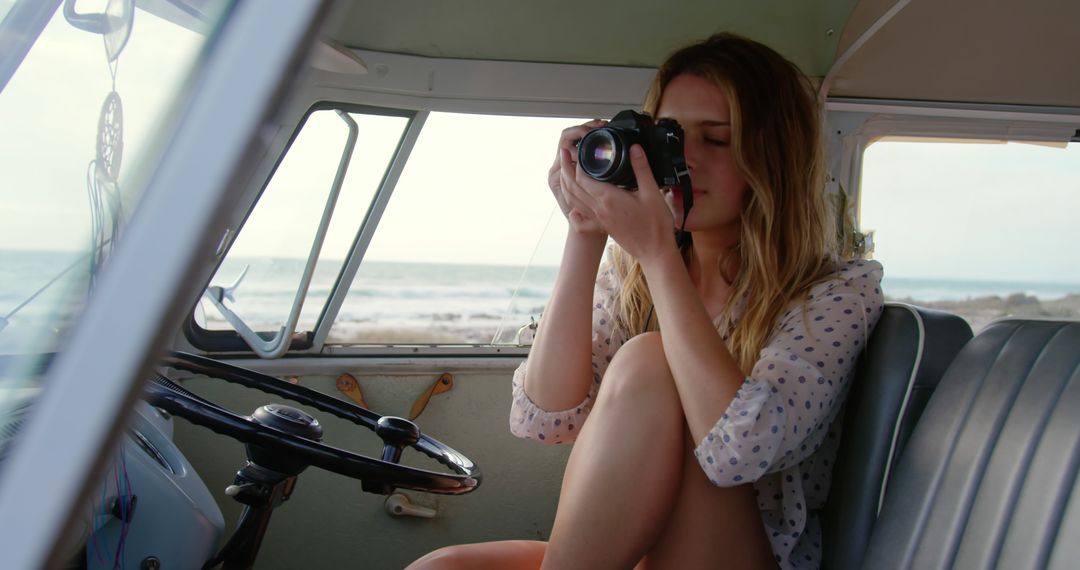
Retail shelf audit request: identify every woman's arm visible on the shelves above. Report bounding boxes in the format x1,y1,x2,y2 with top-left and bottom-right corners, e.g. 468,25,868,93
509,249,624,443
644,256,885,485
523,231,608,410
563,144,747,444
639,249,746,444
518,121,615,413
693,261,884,484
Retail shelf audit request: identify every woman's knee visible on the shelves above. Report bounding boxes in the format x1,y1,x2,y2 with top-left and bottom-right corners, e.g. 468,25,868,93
607,331,667,376
406,545,472,570
406,541,546,570
599,332,677,405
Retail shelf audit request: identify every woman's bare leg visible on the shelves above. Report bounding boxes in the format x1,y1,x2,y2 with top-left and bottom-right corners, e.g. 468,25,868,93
409,331,773,570
405,333,679,570
636,431,775,569
541,332,687,570
405,540,547,570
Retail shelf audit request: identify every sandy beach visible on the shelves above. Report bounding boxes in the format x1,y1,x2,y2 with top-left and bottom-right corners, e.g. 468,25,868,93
316,292,1080,345
886,293,1080,333
324,322,503,345
200,289,1080,347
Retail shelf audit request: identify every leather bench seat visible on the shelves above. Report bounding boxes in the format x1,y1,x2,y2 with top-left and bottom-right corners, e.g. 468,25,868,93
864,319,1080,569
822,303,974,569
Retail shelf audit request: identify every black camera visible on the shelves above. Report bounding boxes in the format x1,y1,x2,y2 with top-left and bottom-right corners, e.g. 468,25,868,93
577,110,688,189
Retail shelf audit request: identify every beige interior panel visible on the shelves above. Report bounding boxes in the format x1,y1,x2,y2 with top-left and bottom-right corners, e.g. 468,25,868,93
328,0,1080,110
172,369,571,569
830,0,1080,107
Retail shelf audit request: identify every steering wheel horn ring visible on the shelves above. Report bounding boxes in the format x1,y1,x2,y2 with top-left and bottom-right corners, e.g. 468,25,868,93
144,351,480,495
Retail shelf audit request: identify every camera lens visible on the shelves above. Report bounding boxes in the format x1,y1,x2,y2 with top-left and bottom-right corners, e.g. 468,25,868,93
592,140,615,165
578,129,623,180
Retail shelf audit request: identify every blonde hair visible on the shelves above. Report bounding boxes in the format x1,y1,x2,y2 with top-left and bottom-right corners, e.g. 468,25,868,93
613,33,845,374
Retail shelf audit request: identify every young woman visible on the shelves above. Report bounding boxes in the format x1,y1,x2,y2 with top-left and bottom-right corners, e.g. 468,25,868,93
409,33,884,570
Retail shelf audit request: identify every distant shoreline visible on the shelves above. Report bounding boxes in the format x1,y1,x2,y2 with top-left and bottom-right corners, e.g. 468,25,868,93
200,292,1080,346
886,292,1080,332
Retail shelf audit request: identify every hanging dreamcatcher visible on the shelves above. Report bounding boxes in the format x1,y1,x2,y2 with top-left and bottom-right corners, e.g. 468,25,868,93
64,0,134,287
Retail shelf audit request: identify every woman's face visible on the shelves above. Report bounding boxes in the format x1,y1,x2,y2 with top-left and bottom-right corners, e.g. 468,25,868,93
656,73,748,234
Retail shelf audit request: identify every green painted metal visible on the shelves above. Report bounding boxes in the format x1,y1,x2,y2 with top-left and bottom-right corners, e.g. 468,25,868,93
330,0,860,77
173,369,571,569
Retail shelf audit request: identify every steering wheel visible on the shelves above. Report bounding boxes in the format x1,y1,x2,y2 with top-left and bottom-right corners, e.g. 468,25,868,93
144,351,480,495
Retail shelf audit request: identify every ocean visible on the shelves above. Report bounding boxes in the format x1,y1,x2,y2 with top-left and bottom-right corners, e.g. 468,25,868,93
196,256,558,344
2,249,1078,346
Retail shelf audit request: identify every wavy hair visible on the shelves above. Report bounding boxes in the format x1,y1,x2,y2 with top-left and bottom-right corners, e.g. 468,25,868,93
612,33,847,374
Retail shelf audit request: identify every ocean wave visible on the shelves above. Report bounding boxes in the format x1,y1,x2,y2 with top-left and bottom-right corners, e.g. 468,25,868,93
348,285,550,299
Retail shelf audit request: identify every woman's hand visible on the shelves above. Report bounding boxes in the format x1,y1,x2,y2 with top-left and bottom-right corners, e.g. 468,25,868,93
549,120,607,235
559,144,677,264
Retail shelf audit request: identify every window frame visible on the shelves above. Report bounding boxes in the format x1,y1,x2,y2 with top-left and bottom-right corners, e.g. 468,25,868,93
184,102,423,355
178,50,658,358
824,98,1080,223
824,98,1080,332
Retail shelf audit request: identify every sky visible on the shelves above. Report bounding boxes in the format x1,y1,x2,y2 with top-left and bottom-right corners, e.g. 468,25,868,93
860,140,1080,283
0,2,205,255
1,4,1079,285
222,110,575,270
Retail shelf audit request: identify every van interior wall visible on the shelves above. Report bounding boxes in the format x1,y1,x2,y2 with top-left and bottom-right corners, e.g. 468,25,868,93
171,363,570,569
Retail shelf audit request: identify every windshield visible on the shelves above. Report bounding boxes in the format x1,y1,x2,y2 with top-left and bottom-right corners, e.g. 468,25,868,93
0,0,229,440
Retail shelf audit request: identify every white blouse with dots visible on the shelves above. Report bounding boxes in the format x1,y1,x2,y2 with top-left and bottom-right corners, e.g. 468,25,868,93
509,257,885,569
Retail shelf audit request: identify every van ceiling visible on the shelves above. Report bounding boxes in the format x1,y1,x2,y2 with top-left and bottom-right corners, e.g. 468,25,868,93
329,0,1080,109
832,0,1080,108
328,0,859,78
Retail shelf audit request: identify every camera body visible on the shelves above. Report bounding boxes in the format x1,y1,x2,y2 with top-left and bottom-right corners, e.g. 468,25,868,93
577,110,686,189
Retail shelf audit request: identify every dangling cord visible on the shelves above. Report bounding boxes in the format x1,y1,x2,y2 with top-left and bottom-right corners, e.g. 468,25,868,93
89,475,109,565
111,456,124,569
86,160,104,290
106,42,120,90
88,56,125,291
113,448,133,569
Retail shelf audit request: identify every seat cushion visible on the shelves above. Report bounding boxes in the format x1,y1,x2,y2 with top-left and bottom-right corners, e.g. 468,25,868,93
863,319,1080,569
822,303,973,570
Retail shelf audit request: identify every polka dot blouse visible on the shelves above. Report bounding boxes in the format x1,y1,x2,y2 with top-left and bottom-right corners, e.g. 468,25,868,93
510,257,885,569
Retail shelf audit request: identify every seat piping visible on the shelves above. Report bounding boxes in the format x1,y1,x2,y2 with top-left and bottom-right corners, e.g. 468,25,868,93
876,302,925,516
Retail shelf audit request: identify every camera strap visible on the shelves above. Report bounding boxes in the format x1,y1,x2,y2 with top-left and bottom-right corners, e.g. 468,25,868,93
673,157,693,249
643,162,691,335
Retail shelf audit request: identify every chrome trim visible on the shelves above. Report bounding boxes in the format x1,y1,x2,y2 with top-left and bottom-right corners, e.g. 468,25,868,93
128,428,175,474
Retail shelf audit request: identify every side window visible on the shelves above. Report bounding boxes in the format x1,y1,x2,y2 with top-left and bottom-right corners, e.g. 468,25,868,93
196,108,410,342
859,139,1080,331
327,112,579,345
